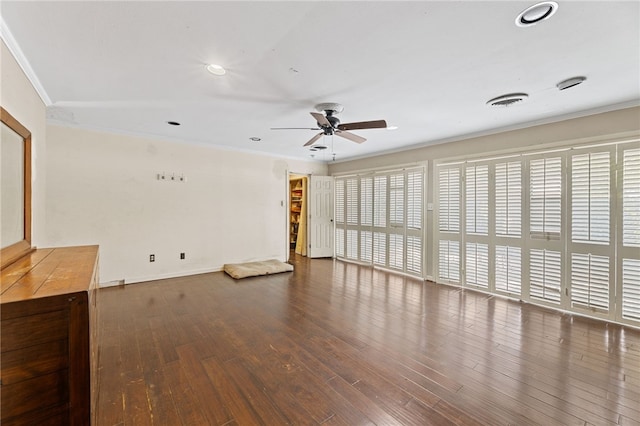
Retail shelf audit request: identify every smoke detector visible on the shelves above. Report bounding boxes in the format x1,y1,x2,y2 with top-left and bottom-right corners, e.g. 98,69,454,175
486,93,529,107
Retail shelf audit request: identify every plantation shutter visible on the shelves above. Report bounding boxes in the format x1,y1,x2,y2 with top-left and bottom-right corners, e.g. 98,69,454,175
620,146,640,322
334,167,425,277
530,157,562,239
494,160,522,296
569,149,613,315
437,166,462,283
346,178,358,226
465,165,489,235
527,155,564,306
495,245,521,294
495,161,522,237
334,179,345,258
373,175,387,228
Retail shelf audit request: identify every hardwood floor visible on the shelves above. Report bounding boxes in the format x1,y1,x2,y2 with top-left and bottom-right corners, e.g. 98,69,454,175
96,255,640,425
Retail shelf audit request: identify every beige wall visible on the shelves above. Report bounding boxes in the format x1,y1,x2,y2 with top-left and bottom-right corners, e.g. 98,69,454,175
329,106,640,174
1,40,47,247
44,124,327,284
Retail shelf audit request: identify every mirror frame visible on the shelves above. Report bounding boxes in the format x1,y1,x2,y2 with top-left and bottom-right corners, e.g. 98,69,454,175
1,107,33,269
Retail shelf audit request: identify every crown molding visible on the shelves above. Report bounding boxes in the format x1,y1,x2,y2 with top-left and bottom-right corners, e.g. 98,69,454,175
1,17,51,105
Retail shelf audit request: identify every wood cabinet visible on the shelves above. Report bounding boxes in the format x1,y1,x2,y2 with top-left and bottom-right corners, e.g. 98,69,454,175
1,245,99,426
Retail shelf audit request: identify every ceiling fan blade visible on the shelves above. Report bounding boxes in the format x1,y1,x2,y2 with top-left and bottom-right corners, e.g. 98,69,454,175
310,112,331,127
337,120,387,131
271,127,320,130
336,130,366,144
303,133,324,147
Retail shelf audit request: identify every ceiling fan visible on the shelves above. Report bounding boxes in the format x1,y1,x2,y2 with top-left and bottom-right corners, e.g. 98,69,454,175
271,103,387,147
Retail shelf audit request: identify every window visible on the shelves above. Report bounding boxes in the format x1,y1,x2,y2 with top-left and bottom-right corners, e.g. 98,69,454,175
335,167,425,276
435,139,640,327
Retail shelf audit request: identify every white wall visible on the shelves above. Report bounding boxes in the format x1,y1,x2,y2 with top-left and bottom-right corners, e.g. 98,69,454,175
1,40,47,246
328,106,640,279
44,124,327,284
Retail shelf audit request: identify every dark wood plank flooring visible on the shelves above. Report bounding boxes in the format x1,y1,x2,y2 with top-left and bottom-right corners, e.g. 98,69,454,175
96,255,640,425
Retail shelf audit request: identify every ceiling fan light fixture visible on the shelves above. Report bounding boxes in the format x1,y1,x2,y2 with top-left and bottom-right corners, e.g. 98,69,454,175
516,2,558,27
486,93,529,107
206,64,226,76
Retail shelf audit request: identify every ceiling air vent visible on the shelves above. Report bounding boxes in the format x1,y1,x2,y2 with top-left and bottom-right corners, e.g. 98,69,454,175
486,93,529,107
557,76,586,91
516,2,558,27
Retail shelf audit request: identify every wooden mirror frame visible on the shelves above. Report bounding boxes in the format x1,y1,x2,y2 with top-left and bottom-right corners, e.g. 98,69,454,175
1,107,33,269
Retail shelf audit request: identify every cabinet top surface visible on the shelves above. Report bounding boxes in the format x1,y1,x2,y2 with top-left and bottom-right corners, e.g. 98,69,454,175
1,245,99,304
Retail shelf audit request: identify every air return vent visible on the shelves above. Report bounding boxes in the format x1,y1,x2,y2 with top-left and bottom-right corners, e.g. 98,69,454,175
486,93,529,107
557,76,586,91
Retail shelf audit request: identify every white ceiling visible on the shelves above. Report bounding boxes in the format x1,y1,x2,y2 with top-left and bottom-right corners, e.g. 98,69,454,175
2,1,639,162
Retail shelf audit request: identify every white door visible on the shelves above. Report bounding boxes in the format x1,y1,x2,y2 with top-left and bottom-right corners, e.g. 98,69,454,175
308,176,334,258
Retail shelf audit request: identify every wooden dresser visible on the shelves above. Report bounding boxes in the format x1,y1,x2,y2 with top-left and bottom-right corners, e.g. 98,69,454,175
1,245,99,426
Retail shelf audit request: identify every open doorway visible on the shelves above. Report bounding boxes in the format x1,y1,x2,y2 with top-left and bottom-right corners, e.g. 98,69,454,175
289,174,308,257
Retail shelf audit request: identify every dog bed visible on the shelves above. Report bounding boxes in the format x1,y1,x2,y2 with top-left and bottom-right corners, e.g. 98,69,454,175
223,259,294,279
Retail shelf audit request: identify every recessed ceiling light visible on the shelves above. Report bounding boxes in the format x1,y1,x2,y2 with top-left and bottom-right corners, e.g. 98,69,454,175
557,76,586,91
167,121,181,126
249,137,261,141
516,1,558,27
206,64,226,76
486,93,529,107
313,145,327,150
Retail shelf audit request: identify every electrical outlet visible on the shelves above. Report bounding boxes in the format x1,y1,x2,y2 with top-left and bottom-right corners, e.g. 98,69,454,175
150,254,155,262
180,252,185,260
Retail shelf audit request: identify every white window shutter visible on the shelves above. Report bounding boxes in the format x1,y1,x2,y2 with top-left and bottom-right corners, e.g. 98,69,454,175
571,253,609,312
439,240,460,282
572,152,610,243
495,245,521,295
389,174,404,227
530,157,562,238
388,234,404,269
407,171,423,230
360,231,372,263
360,177,373,227
495,161,522,236
439,168,460,232
466,165,489,235
621,147,640,322
406,236,422,274
346,178,358,225
622,259,640,321
374,175,387,228
530,249,562,304
346,229,358,260
335,179,345,225
373,232,386,266
466,243,489,288
623,148,640,247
